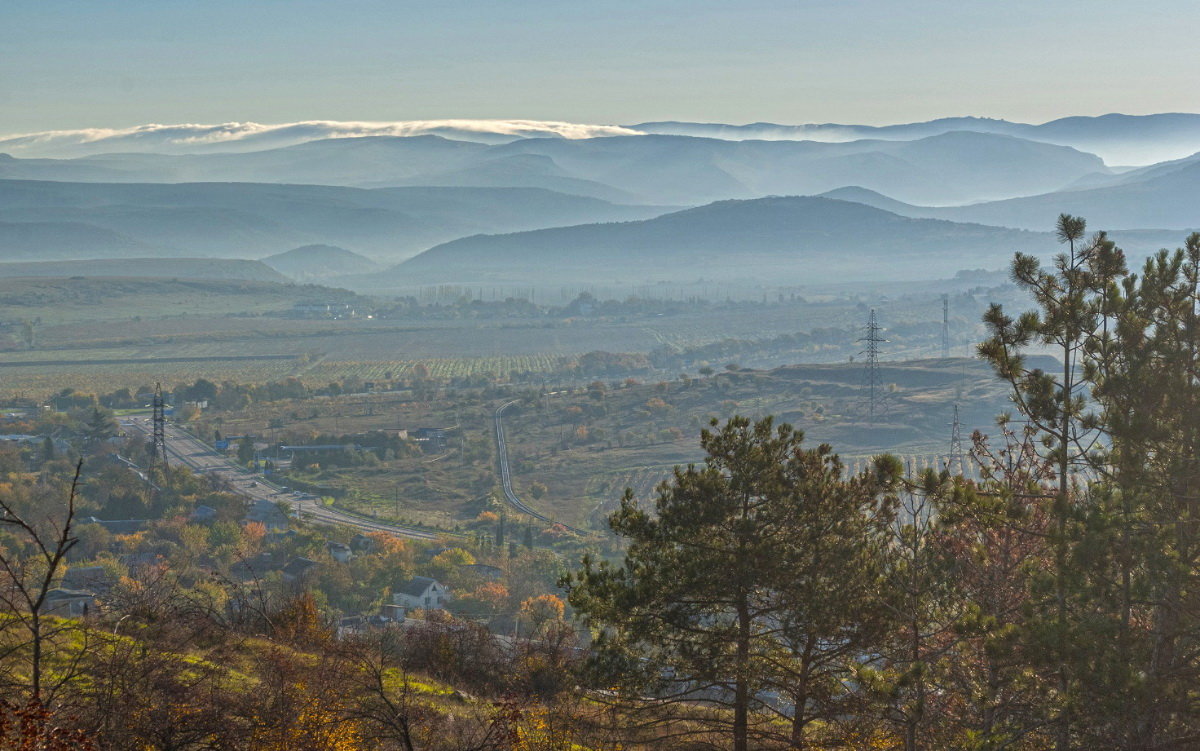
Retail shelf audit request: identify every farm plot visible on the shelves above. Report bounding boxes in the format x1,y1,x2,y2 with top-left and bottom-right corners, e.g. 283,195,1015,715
302,354,574,383
0,358,302,397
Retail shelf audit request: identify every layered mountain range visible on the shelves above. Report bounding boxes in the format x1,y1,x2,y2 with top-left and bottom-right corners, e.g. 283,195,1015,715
1,114,1198,287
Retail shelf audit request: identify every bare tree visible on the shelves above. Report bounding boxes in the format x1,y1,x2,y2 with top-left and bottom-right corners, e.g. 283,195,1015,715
0,460,86,705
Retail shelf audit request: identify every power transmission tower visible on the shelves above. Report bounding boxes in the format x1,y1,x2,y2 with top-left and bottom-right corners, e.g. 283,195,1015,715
947,403,964,476
149,382,168,474
941,294,950,358
859,309,887,421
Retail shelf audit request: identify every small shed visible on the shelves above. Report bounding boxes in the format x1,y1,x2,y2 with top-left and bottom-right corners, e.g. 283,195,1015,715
44,588,96,618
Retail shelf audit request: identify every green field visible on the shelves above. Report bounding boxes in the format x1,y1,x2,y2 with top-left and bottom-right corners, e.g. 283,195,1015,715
0,274,1026,400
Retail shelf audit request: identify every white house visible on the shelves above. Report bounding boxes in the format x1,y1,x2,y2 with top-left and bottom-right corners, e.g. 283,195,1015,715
327,541,353,563
392,576,449,611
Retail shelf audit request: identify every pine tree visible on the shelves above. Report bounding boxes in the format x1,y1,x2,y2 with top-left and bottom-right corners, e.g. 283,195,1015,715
978,215,1112,749
980,221,1200,748
84,407,117,450
564,416,900,750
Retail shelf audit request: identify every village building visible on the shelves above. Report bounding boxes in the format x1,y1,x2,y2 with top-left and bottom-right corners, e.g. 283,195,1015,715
392,576,449,611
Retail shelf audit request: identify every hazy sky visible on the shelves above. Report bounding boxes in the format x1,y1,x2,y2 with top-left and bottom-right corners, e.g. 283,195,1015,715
4,0,1198,134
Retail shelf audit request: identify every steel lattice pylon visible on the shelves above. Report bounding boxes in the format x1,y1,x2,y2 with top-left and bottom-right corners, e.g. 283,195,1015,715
947,403,964,475
942,294,950,358
859,309,887,421
149,382,168,474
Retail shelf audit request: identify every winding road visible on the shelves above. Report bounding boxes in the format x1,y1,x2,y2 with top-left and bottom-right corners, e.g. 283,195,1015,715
492,400,588,535
122,417,441,540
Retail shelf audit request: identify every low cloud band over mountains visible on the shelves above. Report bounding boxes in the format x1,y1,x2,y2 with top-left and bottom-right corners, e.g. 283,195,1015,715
1,112,1199,288
7,113,1200,165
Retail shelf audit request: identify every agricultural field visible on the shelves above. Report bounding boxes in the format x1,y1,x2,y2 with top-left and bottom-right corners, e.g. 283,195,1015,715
495,358,1015,528
0,270,1029,402
200,356,1018,533
2,273,1033,531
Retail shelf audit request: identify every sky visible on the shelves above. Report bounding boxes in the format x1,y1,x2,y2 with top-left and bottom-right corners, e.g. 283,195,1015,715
3,0,1199,135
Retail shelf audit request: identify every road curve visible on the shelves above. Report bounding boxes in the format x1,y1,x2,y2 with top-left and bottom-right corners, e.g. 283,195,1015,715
122,417,442,540
492,400,588,535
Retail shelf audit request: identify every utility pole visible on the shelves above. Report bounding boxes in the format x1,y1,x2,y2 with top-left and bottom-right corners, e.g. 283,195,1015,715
941,294,950,359
859,309,887,421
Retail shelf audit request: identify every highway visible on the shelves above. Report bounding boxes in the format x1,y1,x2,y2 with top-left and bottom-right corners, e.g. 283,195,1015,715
492,400,588,535
121,417,441,540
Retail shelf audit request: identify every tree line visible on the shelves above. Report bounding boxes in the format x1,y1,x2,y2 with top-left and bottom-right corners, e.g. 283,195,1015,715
565,218,1200,750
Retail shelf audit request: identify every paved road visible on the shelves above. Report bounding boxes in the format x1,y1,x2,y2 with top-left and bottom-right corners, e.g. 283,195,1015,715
122,417,441,540
492,400,588,535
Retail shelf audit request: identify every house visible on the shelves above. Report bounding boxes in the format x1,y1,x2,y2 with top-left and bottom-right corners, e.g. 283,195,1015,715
290,302,357,319
327,541,352,563
392,576,449,611
243,498,289,531
281,557,320,583
44,588,96,618
349,533,377,553
61,566,114,594
190,505,218,524
231,552,280,582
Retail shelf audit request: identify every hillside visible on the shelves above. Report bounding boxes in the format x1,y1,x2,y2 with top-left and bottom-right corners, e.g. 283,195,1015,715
0,180,669,261
388,196,1048,285
0,130,1108,206
935,159,1200,231
0,220,160,261
261,245,378,280
0,257,287,282
821,161,1200,232
471,131,1107,205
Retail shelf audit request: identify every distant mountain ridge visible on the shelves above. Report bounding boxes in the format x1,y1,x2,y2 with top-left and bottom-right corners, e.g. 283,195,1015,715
385,196,1050,286
816,155,1200,230
0,130,1109,206
262,245,378,280
6,113,1198,165
631,113,1200,165
0,180,670,262
0,257,286,282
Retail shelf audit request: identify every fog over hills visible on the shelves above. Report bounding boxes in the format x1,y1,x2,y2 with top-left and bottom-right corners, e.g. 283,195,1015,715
261,245,378,280
818,156,1200,231
0,257,286,282
6,113,1199,165
632,113,1200,165
0,180,668,261
0,120,644,157
386,196,1050,286
0,130,1107,206
0,220,158,260
3,113,1198,283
